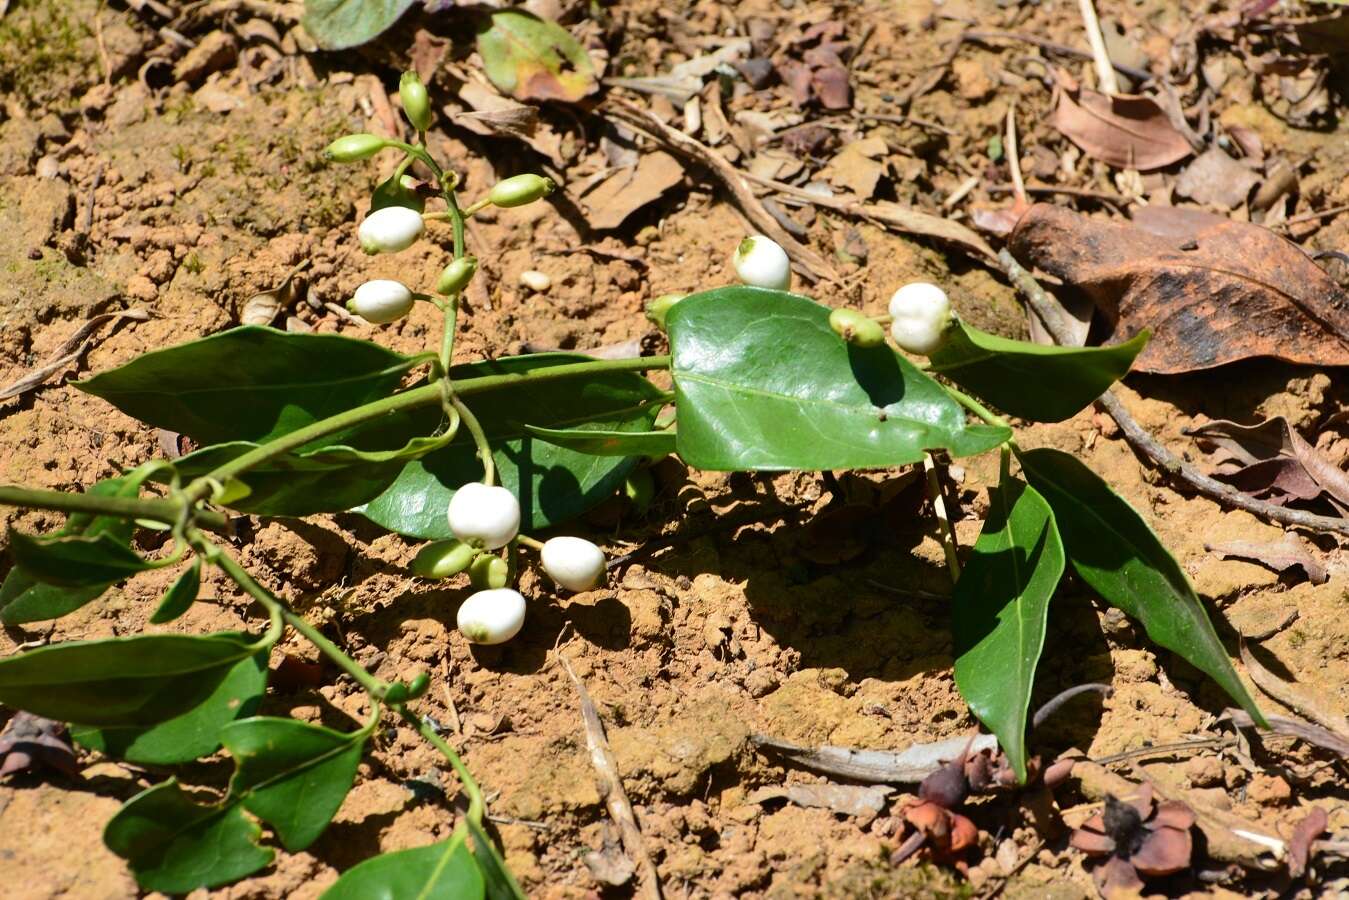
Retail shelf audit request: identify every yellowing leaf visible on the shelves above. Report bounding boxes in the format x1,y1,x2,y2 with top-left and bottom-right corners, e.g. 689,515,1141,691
475,10,598,104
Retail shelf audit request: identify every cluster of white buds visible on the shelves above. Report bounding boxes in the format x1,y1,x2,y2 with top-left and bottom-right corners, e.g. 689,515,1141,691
322,70,558,328
410,481,608,645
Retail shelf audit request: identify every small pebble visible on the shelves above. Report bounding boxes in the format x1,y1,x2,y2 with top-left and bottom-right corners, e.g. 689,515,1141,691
519,269,551,292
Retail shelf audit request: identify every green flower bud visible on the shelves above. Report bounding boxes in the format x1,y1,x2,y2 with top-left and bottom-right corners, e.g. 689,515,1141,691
436,256,478,295
488,174,555,209
406,671,431,699
323,133,388,162
383,681,410,704
410,539,476,579
645,293,685,330
399,71,432,133
469,553,509,590
828,308,886,348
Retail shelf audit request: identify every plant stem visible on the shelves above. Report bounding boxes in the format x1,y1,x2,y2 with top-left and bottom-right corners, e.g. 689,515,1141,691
208,538,487,824
211,548,387,697
189,355,670,497
395,704,485,824
450,394,496,485
515,534,544,551
944,384,1011,430
0,485,227,531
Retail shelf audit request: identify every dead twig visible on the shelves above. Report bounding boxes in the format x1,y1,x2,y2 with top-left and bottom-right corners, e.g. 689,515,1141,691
999,249,1349,538
1238,639,1349,739
963,31,1152,86
740,169,997,264
557,653,661,900
0,310,150,401
602,97,839,286
751,732,998,784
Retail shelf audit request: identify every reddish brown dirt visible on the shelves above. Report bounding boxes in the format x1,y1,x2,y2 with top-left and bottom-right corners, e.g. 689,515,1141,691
2,0,1348,897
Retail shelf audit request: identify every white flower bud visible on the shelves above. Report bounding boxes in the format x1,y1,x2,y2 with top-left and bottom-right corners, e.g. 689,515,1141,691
456,588,526,645
540,536,606,592
732,235,791,291
358,205,424,254
887,282,952,355
349,279,414,324
446,482,520,550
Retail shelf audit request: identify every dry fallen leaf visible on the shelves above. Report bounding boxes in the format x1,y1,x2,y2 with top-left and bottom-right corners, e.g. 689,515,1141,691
749,783,892,822
582,152,684,231
1288,806,1328,880
820,136,887,199
1186,416,1349,511
0,712,80,779
1175,147,1260,209
241,261,309,326
1052,73,1193,171
1205,537,1327,584
1009,204,1349,373
0,309,150,401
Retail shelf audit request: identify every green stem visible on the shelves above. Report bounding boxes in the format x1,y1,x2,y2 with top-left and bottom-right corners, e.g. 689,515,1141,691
211,548,387,697
191,355,670,492
395,705,485,824
207,536,486,824
515,534,544,551
450,394,495,485
0,485,227,531
945,384,1011,431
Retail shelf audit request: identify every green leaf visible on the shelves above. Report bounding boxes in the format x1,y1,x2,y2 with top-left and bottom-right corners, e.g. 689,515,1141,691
301,0,416,50
358,354,663,539
104,779,273,894
476,9,598,104
77,326,416,445
150,559,202,624
929,321,1148,423
71,646,267,764
0,475,145,623
666,287,1010,470
952,468,1063,782
369,171,425,214
523,424,675,458
165,430,454,518
221,717,368,851
7,531,153,587
468,819,527,900
322,833,485,900
1016,447,1267,726
0,630,274,726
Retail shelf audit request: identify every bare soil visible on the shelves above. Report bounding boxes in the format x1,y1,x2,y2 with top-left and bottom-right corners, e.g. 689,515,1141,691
1,0,1347,897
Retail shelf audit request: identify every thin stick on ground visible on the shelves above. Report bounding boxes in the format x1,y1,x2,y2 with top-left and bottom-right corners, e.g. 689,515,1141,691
1076,0,1119,95
1005,103,1026,208
998,249,1349,538
558,653,662,900
923,453,961,581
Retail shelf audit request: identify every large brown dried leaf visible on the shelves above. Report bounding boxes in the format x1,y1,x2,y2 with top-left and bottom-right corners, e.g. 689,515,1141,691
1187,417,1349,510
581,152,684,231
1206,537,1327,584
1009,204,1349,373
1052,77,1192,171
1175,148,1260,209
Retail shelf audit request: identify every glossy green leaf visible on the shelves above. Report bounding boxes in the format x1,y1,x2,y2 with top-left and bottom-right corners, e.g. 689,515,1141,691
0,475,145,623
301,0,417,50
165,430,454,518
322,833,484,900
77,326,416,445
929,321,1148,423
104,779,273,894
7,531,153,587
221,717,368,851
358,354,663,539
369,171,425,214
523,424,675,458
150,559,202,624
0,630,274,726
476,9,598,104
71,646,267,764
1016,447,1266,726
952,470,1063,782
468,819,527,900
666,287,1010,470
